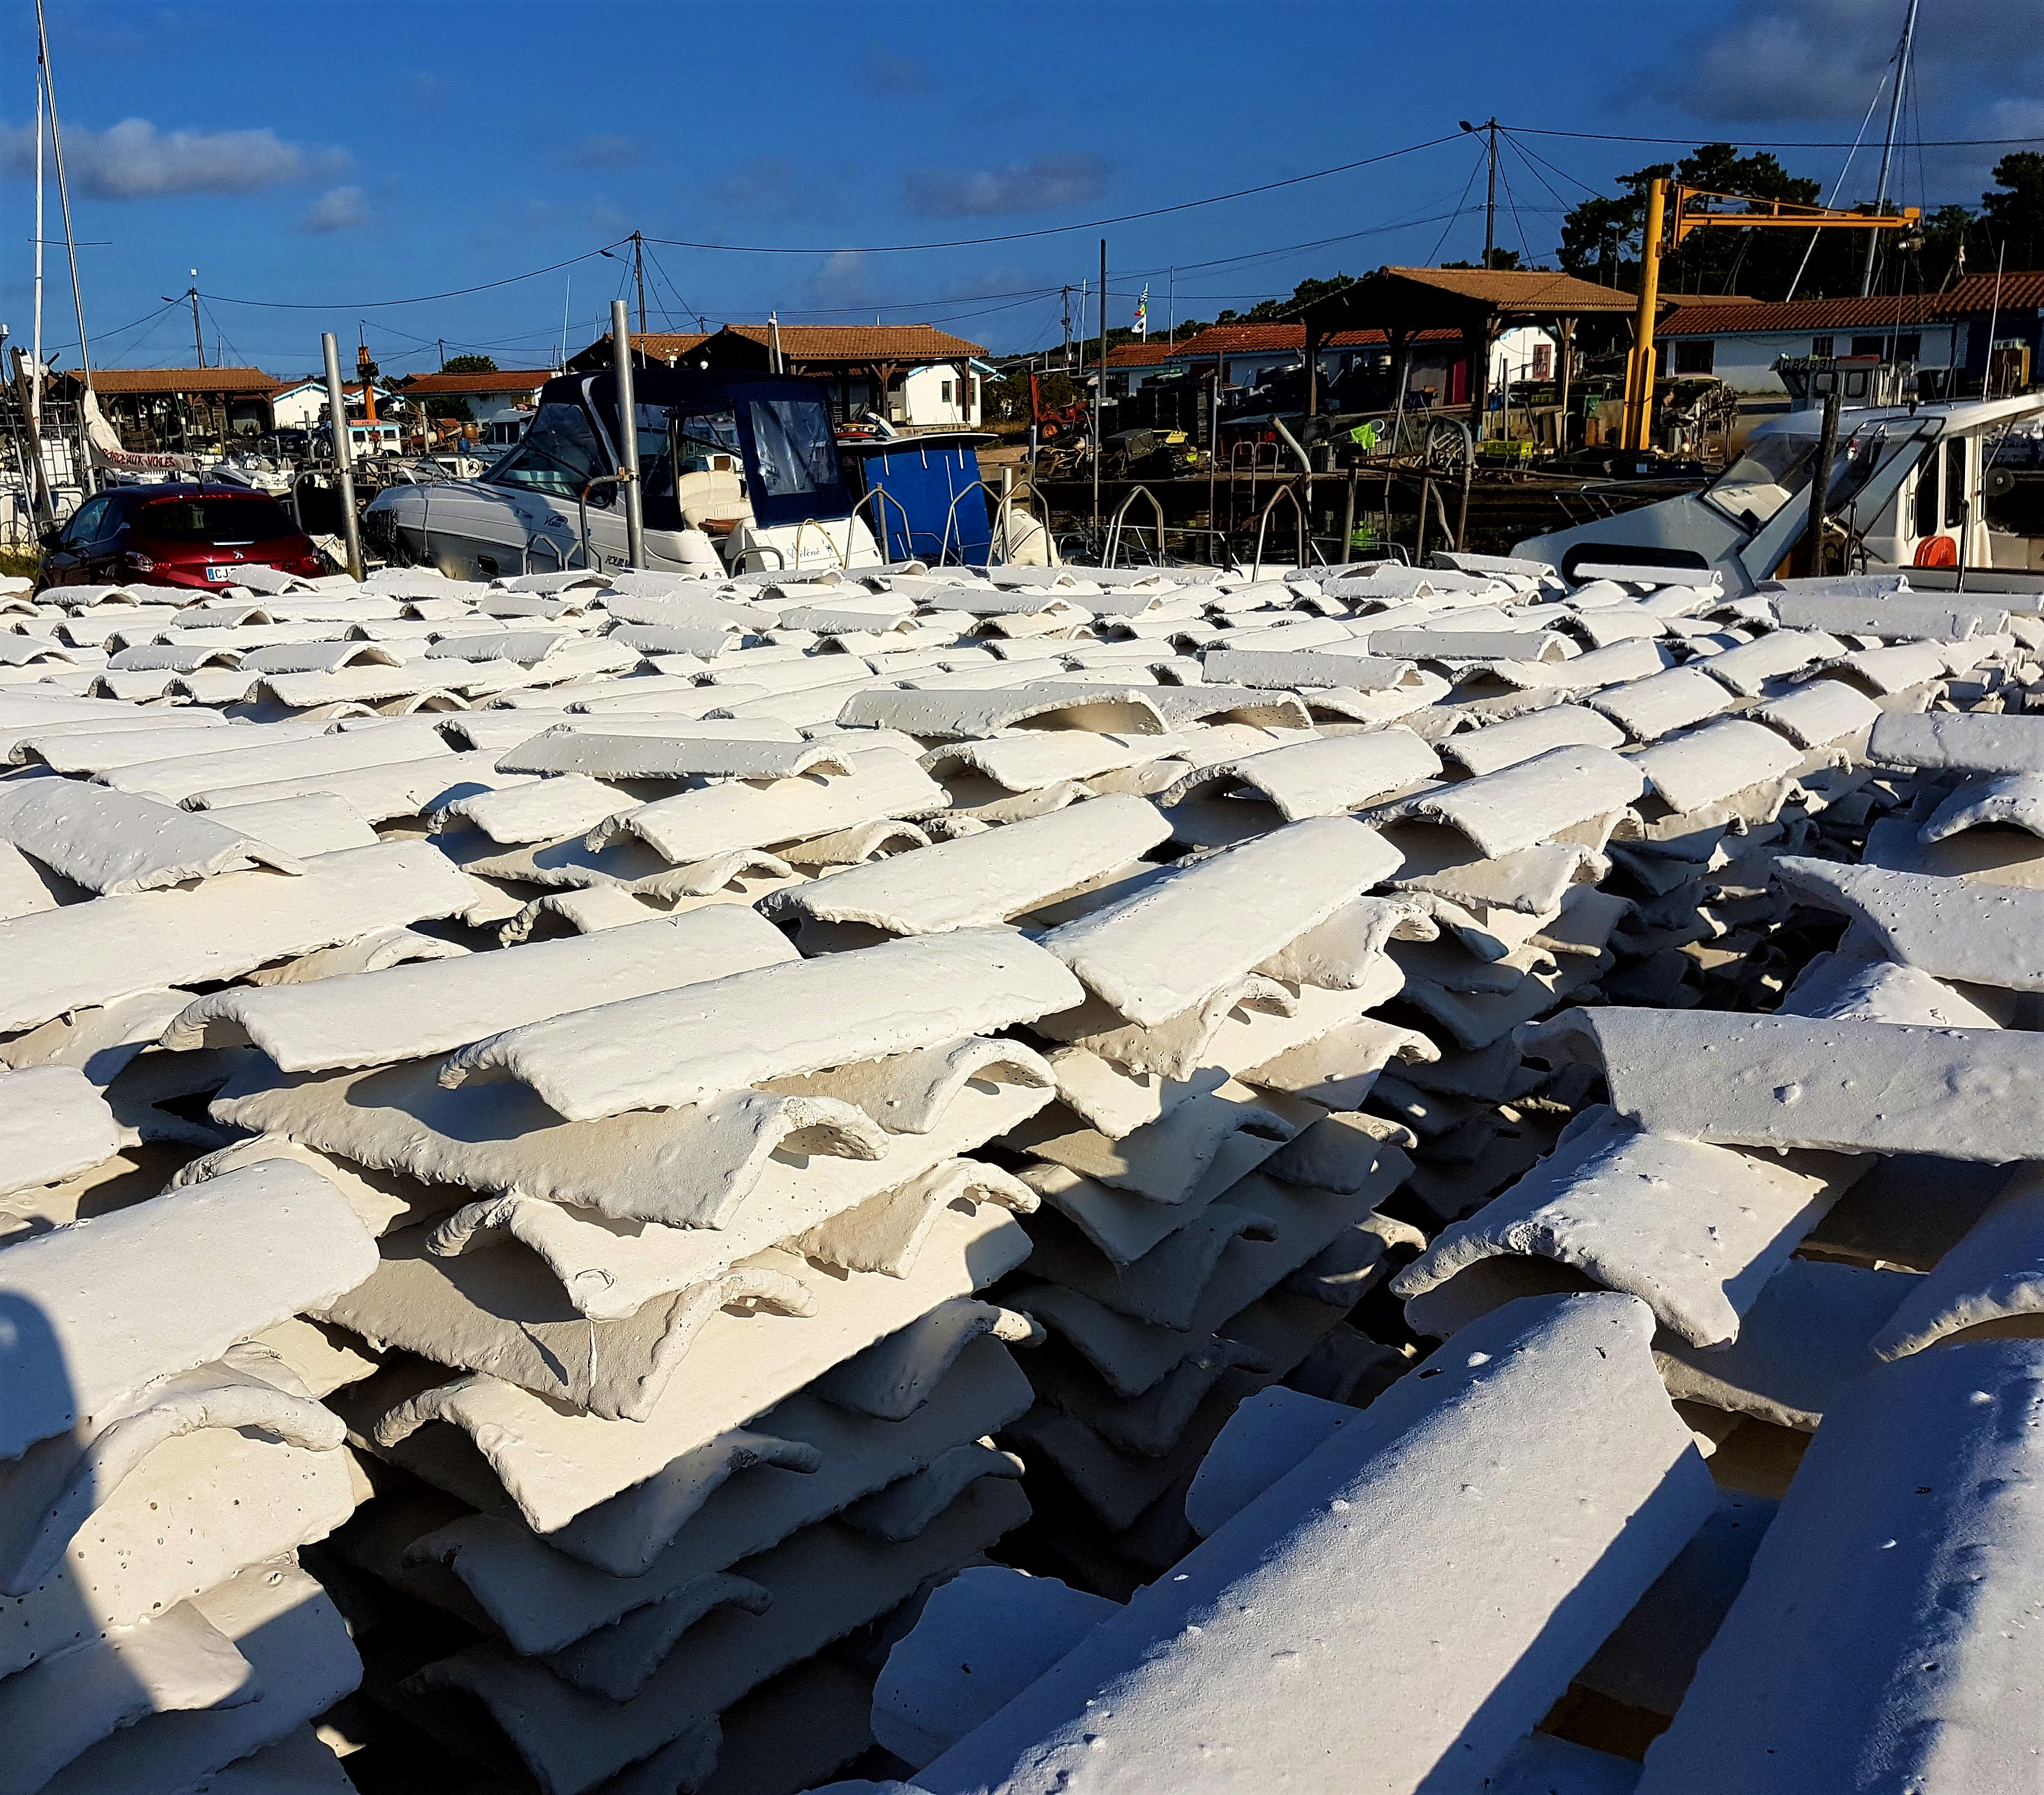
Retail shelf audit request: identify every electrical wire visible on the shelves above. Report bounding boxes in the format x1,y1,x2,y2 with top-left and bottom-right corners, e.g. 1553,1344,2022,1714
637,134,1466,255
1428,149,1490,265
1493,149,1535,267
201,240,630,310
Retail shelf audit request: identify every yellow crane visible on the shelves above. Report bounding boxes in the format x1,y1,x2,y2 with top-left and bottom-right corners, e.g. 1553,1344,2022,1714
1620,181,1922,451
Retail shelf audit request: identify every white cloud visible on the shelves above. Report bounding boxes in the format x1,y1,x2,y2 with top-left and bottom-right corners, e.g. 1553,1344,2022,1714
0,117,326,199
302,185,371,233
575,134,639,169
904,152,1108,218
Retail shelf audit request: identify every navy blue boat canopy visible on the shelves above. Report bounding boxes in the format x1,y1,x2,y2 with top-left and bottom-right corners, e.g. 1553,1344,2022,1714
488,368,857,533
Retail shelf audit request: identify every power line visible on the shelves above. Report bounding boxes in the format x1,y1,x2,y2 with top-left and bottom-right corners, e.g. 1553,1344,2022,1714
637,134,1466,255
1429,147,1490,265
201,240,630,310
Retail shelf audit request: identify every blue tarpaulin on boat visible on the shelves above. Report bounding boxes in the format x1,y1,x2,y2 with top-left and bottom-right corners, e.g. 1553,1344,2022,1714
849,439,992,564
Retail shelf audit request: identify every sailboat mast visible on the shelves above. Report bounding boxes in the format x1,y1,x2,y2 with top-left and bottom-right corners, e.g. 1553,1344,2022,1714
1862,0,1920,297
30,78,43,427
34,0,95,493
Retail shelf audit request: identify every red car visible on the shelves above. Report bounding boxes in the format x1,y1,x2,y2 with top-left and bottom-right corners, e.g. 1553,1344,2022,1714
36,484,326,591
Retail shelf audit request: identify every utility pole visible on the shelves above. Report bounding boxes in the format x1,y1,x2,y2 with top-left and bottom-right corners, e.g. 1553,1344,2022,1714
188,271,204,368
1060,286,1073,369
632,230,648,335
1862,0,1920,297
437,338,446,371
1461,119,1500,268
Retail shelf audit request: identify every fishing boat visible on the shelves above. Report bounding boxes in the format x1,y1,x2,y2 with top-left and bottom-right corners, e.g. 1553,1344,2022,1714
1518,391,2044,592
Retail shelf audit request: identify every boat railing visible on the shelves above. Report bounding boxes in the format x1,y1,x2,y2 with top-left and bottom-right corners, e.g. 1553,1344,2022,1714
789,517,848,573
1103,485,1167,567
575,475,627,573
852,484,915,563
938,477,1049,566
1250,481,1319,579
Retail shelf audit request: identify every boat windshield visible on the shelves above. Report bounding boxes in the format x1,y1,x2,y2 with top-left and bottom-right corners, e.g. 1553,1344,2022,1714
1702,435,1817,531
748,396,837,496
1702,421,1910,534
484,401,606,499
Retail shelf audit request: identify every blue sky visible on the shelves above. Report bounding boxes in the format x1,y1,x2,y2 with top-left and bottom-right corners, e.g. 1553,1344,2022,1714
4,0,2041,380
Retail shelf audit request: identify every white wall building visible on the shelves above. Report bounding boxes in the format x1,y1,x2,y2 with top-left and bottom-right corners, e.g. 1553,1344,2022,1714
1653,299,1956,397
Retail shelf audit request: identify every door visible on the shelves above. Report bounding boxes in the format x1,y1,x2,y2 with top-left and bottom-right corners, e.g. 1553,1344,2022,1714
40,493,115,586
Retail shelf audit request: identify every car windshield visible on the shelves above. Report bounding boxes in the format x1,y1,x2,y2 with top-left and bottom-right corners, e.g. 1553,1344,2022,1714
136,496,298,543
748,396,837,496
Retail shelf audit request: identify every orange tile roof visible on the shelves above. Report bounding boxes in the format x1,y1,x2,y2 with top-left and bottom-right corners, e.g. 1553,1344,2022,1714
622,332,714,361
64,367,282,397
1940,270,2044,313
1379,266,1638,313
718,324,988,363
398,369,556,395
1657,294,1946,336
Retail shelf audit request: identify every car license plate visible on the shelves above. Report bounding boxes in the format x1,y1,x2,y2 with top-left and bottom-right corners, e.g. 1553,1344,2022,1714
205,566,232,582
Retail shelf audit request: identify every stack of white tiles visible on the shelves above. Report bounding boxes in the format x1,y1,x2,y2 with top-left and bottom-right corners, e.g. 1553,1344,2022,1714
1,544,2039,1795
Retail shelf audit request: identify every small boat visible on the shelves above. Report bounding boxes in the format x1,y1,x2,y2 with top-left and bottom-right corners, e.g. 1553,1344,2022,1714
364,366,884,580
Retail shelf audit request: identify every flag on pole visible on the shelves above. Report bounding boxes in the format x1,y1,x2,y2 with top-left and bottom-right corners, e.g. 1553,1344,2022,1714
1134,285,1148,339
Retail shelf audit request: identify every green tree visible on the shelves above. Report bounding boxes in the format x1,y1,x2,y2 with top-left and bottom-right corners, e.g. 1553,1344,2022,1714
1445,250,1527,271
1215,272,1358,326
1916,204,1977,290
442,354,499,374
1560,145,1828,299
1979,151,2044,270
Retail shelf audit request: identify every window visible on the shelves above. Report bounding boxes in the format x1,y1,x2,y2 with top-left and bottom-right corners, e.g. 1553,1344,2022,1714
1531,342,1553,381
486,400,606,499
1945,436,1967,529
1674,340,1715,376
136,496,297,543
671,405,742,474
1914,443,1940,538
61,494,113,547
1811,335,1834,357
747,397,837,497
940,379,954,405
1851,335,1887,359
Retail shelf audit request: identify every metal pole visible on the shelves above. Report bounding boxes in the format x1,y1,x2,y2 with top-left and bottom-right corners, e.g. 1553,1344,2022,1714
1805,383,1842,577
768,311,783,373
36,0,94,494
1484,119,1497,269
1093,237,1106,543
633,231,648,335
611,299,645,570
1862,0,1919,297
1622,177,1668,452
30,80,43,430
320,333,364,579
11,349,54,522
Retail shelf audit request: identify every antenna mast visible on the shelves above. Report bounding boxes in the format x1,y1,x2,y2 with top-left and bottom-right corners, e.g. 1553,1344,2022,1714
1862,0,1920,296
